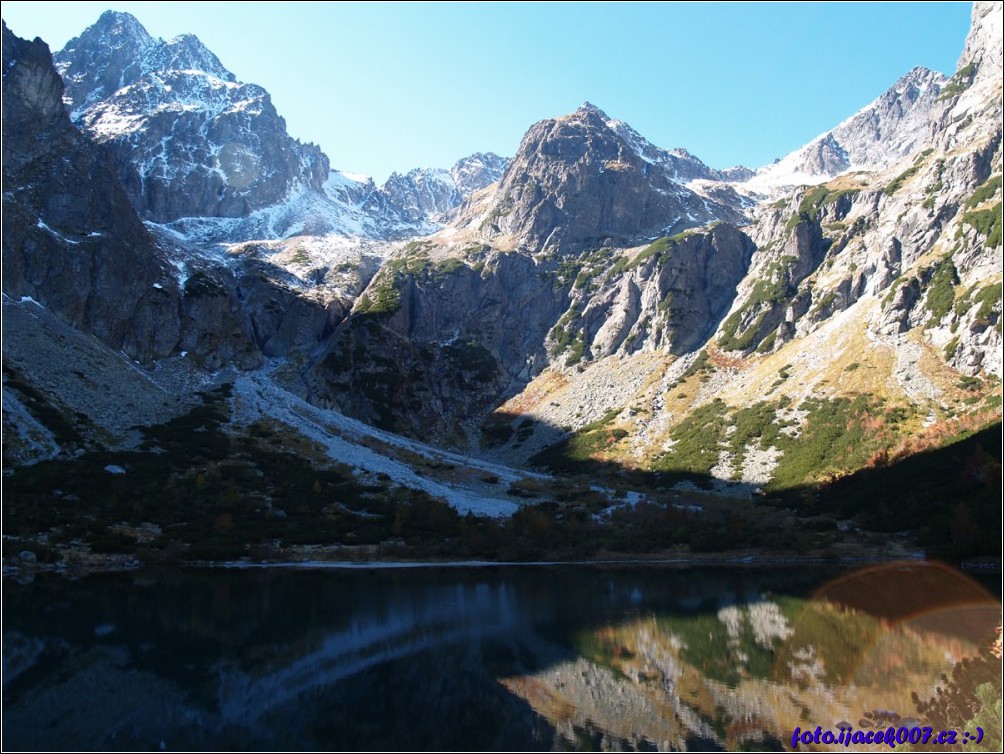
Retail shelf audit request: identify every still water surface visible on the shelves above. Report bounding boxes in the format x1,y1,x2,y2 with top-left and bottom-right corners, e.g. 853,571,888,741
3,562,999,751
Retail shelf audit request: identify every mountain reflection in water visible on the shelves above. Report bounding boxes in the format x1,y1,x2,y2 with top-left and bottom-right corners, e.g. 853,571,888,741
2,562,999,751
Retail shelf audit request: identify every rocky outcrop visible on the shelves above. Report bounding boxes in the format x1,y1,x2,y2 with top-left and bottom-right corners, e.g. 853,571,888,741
236,266,347,357
457,103,747,254
725,0,1002,368
957,1,1003,90
723,46,1000,373
552,225,757,361
728,139,999,366
54,11,329,223
928,1,1002,157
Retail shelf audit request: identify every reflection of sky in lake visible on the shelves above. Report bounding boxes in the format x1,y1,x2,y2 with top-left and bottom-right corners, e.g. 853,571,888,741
2,563,999,751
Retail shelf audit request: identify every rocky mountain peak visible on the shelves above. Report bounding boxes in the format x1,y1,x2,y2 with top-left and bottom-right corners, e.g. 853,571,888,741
90,10,154,47
800,133,851,176
376,167,459,224
456,104,746,253
54,12,329,224
828,65,947,160
96,10,149,31
603,114,728,184
55,10,155,111
572,101,611,120
878,66,945,112
56,14,235,112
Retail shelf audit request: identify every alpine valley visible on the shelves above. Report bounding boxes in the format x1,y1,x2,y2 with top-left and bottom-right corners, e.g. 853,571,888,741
2,4,1002,569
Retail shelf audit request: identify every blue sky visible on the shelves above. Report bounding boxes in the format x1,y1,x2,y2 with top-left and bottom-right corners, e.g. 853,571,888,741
3,2,974,183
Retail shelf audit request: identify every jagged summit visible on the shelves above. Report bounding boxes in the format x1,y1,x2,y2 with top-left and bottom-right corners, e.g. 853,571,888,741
90,9,152,43
57,13,236,112
456,103,747,252
54,12,327,223
573,101,610,119
96,9,148,28
55,10,155,110
745,65,948,193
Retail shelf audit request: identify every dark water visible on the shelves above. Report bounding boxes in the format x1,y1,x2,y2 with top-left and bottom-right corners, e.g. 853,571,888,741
2,563,999,751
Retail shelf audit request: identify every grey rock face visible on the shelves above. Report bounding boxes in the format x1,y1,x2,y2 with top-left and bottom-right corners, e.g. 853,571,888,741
2,21,181,363
307,248,569,440
957,1,1002,87
733,145,998,372
458,103,747,254
305,224,758,440
830,67,947,170
55,11,329,223
175,270,262,371
580,225,757,358
877,279,921,336
796,133,851,177
928,2,1002,157
718,165,756,182
237,267,347,357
